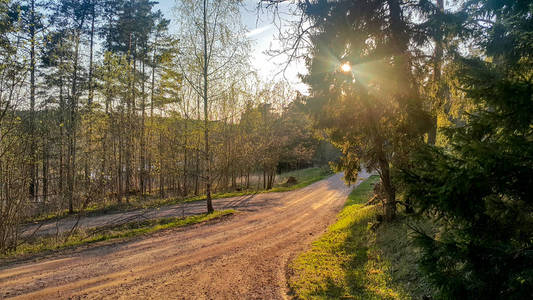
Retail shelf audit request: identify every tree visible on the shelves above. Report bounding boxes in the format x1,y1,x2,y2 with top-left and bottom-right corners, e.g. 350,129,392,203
0,0,32,252
400,0,533,297
286,0,431,221
26,0,39,202
277,99,317,172
7,0,45,203
49,0,95,212
146,12,170,195
96,51,130,203
102,0,165,201
175,0,249,213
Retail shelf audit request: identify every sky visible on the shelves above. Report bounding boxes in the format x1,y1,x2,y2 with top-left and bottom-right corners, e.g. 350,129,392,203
154,0,309,94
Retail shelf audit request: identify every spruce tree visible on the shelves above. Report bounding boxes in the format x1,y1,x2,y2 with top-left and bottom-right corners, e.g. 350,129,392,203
401,1,533,298
295,0,434,221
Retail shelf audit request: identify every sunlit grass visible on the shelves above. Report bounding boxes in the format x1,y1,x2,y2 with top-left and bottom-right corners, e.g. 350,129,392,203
2,210,235,261
289,175,429,299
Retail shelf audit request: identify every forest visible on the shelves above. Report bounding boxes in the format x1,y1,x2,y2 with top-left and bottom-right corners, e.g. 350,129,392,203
0,0,337,250
0,0,532,299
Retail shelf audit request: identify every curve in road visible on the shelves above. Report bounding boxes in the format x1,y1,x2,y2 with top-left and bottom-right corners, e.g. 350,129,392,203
0,172,369,299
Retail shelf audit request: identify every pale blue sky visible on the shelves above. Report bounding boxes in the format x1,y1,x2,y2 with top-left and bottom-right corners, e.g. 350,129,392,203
154,0,308,93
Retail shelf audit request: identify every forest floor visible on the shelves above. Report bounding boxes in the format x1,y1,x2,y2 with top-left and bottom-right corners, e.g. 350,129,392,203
0,171,370,299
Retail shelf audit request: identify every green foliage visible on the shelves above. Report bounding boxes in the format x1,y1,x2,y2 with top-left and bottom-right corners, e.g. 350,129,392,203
180,167,333,200
344,176,381,207
373,216,436,299
400,1,533,298
277,99,320,171
299,0,434,220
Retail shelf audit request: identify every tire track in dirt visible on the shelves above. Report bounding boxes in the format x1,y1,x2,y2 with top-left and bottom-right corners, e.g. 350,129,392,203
0,172,369,299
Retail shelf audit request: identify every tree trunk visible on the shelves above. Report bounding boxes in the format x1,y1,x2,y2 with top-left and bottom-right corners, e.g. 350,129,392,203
42,137,48,204
159,132,164,199
67,27,84,214
118,120,124,204
58,46,65,205
246,169,250,189
125,37,135,204
140,57,146,200
378,154,396,221
427,0,445,146
101,94,110,201
84,0,96,191
203,0,213,213
263,165,266,190
28,0,36,202
148,41,157,195
195,87,200,196
183,119,188,196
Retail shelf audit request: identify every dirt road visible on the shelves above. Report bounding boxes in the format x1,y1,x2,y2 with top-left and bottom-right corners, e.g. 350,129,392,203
0,172,369,299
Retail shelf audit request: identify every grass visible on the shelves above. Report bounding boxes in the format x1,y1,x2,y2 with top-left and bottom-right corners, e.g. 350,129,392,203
273,166,333,192
27,167,332,224
187,166,333,200
288,175,432,299
2,210,235,261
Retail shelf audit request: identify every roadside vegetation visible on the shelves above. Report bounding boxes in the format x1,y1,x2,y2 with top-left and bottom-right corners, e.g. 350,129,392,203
175,166,333,200
1,210,235,261
289,176,433,299
25,167,332,224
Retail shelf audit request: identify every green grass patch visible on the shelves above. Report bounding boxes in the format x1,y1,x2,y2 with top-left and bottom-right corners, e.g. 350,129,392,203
271,167,333,192
27,167,332,224
289,175,431,299
2,210,235,261
188,167,334,200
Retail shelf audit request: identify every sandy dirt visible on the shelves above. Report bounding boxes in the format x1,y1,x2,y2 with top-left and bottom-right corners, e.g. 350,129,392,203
0,172,369,299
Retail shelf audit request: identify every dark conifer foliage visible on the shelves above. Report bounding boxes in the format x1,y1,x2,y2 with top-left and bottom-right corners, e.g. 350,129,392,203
400,1,533,298
298,0,435,221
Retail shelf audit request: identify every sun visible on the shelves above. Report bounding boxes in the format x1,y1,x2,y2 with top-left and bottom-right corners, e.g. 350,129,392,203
340,62,352,73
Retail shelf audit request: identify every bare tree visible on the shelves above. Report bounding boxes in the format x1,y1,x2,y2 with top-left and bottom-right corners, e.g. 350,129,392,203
174,0,249,213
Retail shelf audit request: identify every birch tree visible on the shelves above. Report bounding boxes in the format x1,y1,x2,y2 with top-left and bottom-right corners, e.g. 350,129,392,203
174,0,249,213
